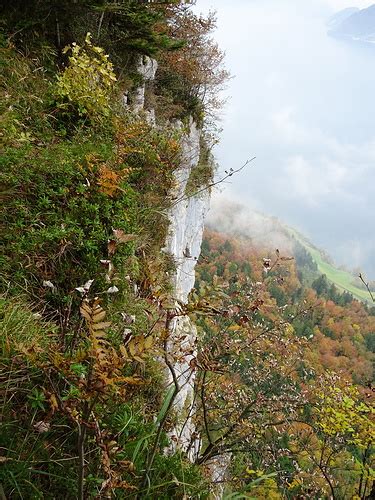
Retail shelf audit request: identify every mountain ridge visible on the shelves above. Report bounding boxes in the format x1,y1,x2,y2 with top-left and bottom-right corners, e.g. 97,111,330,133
328,4,375,45
327,7,360,29
207,200,373,304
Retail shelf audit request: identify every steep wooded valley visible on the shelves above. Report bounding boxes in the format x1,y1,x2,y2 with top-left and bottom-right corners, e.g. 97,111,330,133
0,1,374,499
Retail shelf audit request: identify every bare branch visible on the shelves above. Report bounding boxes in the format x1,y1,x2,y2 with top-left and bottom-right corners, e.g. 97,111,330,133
171,157,256,207
359,273,375,303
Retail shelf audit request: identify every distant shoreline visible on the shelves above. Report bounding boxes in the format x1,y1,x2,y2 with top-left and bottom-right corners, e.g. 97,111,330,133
327,30,375,49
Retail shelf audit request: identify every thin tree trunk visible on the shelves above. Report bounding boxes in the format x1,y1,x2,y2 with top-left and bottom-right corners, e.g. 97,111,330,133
77,422,87,500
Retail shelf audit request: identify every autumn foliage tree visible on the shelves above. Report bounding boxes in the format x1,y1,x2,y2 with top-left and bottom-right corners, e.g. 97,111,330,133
289,375,374,499
192,230,374,497
155,4,230,121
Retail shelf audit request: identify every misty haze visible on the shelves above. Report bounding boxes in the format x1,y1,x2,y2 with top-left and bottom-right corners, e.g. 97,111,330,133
198,0,375,280
2,1,375,497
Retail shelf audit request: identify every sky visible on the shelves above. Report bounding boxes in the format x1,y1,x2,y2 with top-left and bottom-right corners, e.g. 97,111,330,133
194,0,375,279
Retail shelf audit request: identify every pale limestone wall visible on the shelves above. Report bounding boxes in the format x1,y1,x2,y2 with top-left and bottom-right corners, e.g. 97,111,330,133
164,118,210,459
132,56,158,115
131,59,227,491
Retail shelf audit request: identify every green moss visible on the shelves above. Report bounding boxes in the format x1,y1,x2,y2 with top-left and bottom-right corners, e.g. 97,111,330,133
1,139,137,303
185,137,214,196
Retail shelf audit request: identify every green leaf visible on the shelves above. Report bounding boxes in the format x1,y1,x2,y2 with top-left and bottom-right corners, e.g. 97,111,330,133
155,386,175,427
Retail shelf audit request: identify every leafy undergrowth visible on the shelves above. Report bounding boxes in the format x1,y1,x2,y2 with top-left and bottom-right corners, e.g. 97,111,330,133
0,38,208,498
0,296,208,499
0,0,231,496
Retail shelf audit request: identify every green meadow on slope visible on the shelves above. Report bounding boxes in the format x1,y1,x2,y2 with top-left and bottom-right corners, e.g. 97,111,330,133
288,227,372,303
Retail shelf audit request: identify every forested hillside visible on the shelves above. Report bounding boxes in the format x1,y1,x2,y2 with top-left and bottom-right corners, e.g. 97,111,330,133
194,229,374,498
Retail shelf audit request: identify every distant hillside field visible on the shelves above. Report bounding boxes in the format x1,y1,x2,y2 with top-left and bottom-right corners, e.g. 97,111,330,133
207,199,373,305
289,228,372,304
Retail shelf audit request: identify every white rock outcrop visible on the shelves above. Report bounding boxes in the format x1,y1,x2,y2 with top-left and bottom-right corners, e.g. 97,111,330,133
132,56,158,118
129,55,214,471
166,120,209,303
164,119,210,459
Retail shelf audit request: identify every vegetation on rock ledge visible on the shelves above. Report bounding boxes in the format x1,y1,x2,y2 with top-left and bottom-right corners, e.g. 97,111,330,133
1,1,225,497
0,1,373,499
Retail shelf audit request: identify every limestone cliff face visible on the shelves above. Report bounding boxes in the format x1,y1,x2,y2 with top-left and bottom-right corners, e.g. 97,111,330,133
132,54,210,462
166,119,209,304
126,55,157,124
164,119,210,459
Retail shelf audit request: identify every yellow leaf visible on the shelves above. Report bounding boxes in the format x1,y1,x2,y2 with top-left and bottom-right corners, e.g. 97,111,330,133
49,394,59,413
137,336,145,352
92,330,106,339
144,336,154,350
92,321,111,330
93,310,106,322
81,301,92,310
246,469,256,475
128,341,137,357
80,303,92,321
119,376,144,385
228,325,241,332
80,309,91,321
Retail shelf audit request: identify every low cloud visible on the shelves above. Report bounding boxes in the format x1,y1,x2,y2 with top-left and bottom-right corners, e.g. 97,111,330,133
198,0,375,278
322,0,374,10
268,106,375,207
207,197,293,254
270,108,312,145
282,156,348,205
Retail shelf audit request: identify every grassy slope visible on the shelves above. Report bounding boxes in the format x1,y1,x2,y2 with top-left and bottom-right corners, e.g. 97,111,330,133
287,227,371,304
